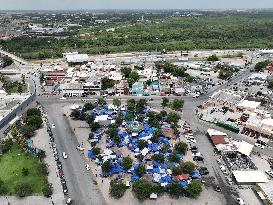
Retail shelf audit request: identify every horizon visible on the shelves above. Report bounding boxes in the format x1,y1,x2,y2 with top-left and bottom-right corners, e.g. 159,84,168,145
1,0,273,10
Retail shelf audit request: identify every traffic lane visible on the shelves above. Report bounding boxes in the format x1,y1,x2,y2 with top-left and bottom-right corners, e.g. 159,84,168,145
46,103,105,205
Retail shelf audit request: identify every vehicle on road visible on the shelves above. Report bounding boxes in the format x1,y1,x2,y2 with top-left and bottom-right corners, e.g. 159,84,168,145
60,97,67,100
215,185,221,192
265,170,273,178
76,145,85,151
193,156,204,162
52,123,55,129
192,152,201,157
62,184,68,195
85,164,90,170
63,152,68,159
236,198,245,205
225,176,233,185
66,198,72,205
199,167,209,175
254,143,265,149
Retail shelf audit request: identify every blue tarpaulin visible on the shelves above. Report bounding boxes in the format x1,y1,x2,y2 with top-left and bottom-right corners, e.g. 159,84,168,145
87,150,96,159
192,171,201,178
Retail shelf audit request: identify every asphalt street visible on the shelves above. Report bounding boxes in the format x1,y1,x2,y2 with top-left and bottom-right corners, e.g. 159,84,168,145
45,103,106,205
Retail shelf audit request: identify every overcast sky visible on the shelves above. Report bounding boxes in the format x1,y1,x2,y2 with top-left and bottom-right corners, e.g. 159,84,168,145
0,0,272,10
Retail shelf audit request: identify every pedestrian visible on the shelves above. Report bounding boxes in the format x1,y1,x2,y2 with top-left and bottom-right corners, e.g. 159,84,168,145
102,179,103,183
74,128,75,131
96,174,97,177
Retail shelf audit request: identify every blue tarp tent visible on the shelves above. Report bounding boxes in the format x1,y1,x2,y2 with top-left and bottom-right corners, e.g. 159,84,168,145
192,171,201,178
87,150,96,159
179,180,188,188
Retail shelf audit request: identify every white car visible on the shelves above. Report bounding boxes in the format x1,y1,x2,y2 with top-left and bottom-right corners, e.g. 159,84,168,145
85,164,90,170
60,97,67,100
236,198,245,205
254,143,265,149
62,152,68,159
192,152,201,157
225,176,233,185
188,138,196,143
76,145,85,151
52,123,55,129
265,170,273,178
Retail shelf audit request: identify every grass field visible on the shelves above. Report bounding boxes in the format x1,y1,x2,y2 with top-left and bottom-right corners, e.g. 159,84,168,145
0,144,47,195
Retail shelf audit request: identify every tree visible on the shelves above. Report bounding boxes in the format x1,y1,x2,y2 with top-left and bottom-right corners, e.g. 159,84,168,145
136,99,147,113
152,154,165,163
113,99,121,107
161,97,169,107
207,54,219,61
113,135,121,144
128,71,139,86
185,76,194,83
15,183,33,197
167,112,181,124
181,161,195,174
135,165,146,177
121,157,133,170
109,180,127,199
70,109,81,119
91,147,101,155
97,98,107,106
167,181,182,198
174,142,188,154
0,178,7,195
106,124,118,138
132,179,153,201
101,77,115,90
90,122,100,132
26,108,41,117
151,129,161,143
168,153,180,163
2,55,13,68
268,80,273,90
172,99,184,111
19,124,35,138
42,183,53,197
25,115,43,129
137,140,148,150
84,102,95,110
255,60,269,72
121,67,132,78
187,180,202,198
101,160,113,173
152,184,164,196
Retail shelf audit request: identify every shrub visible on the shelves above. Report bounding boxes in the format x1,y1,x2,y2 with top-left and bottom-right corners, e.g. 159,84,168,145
168,153,180,163
0,178,7,195
152,184,164,196
137,140,148,150
42,183,53,197
15,183,33,197
38,163,48,176
109,180,127,199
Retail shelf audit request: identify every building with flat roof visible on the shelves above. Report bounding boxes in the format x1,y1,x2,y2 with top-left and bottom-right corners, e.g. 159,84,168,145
232,170,268,184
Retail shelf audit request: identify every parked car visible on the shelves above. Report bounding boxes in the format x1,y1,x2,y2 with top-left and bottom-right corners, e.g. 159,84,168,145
215,185,221,192
199,167,209,175
190,146,198,152
265,170,273,178
62,152,68,159
76,145,85,151
193,156,204,162
85,164,90,171
57,161,62,170
236,198,245,205
254,143,265,149
62,184,68,195
192,152,201,157
225,176,233,185
52,123,55,129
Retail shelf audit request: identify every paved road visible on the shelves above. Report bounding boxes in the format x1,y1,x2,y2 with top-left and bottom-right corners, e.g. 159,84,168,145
44,103,106,205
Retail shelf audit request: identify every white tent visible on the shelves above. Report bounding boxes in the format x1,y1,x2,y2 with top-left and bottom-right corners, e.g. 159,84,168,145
237,141,253,156
233,170,269,183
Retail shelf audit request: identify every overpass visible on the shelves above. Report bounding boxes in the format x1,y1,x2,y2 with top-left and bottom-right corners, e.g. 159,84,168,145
0,49,29,65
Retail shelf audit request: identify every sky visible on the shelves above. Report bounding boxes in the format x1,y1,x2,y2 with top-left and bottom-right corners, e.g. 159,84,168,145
0,0,272,10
